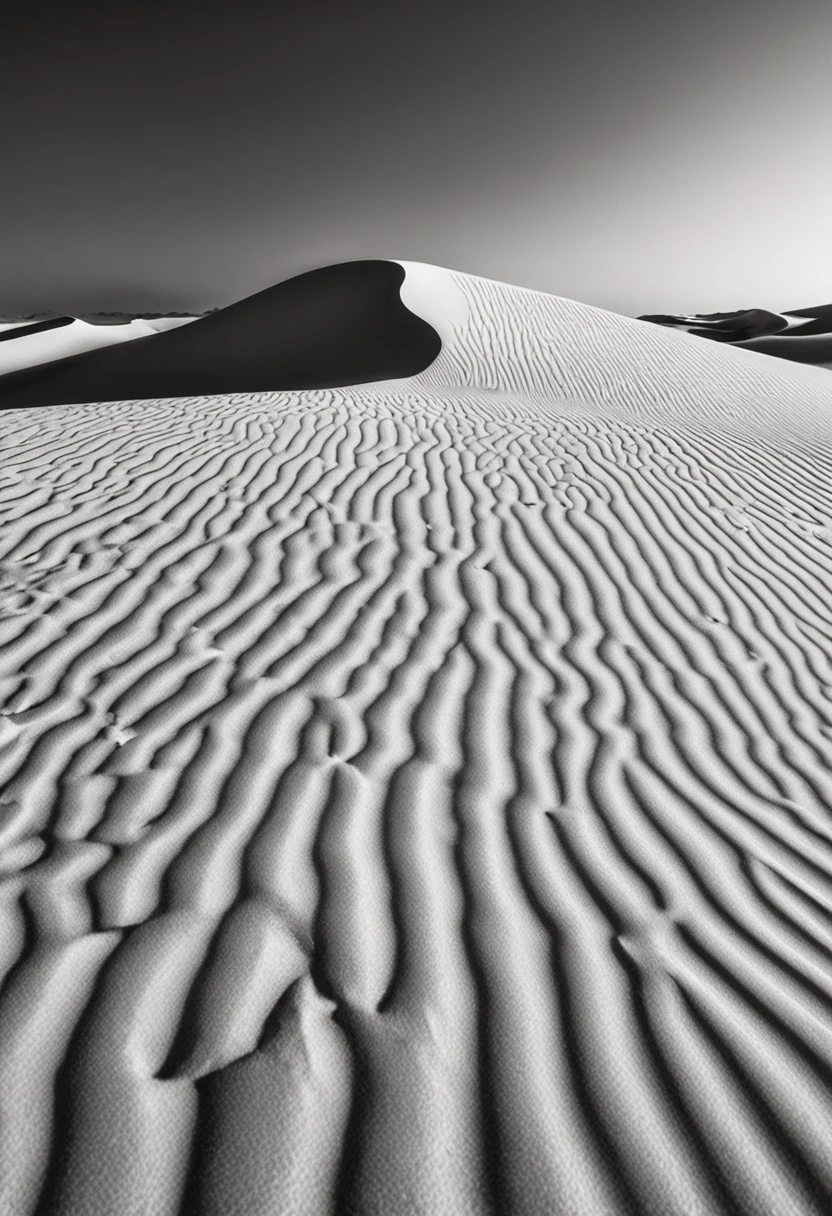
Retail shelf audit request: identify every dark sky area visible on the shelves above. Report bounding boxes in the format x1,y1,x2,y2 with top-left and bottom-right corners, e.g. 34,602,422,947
2,0,831,317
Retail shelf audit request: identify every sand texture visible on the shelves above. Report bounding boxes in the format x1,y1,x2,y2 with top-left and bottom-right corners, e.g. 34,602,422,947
0,262,832,1214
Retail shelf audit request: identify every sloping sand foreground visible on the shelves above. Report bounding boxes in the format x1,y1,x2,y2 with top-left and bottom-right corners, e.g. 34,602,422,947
0,262,831,1214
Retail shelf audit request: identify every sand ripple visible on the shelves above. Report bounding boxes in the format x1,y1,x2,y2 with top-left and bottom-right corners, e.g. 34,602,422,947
0,266,831,1213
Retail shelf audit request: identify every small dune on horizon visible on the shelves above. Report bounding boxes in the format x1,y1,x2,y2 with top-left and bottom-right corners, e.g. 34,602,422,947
0,313,201,380
0,260,832,1214
640,302,832,368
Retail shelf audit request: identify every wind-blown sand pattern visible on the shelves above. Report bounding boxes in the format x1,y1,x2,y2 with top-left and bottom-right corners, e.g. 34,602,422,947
1,261,832,1214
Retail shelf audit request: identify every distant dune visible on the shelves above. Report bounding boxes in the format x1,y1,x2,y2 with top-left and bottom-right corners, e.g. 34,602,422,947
0,317,75,344
0,314,200,380
0,262,441,409
640,303,832,368
0,261,831,1214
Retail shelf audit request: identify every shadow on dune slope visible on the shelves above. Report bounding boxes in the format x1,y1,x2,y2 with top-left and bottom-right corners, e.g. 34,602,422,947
0,261,442,410
0,316,74,344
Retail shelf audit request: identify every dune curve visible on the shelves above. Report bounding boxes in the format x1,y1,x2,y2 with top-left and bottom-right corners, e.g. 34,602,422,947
0,262,831,1213
0,261,442,409
640,303,832,369
0,316,186,380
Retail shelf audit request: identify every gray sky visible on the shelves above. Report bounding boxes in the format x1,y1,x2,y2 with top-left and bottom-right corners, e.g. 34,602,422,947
2,0,831,316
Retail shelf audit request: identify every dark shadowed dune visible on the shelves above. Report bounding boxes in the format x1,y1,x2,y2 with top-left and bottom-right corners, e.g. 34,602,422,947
0,317,74,344
691,309,786,343
640,303,832,367
776,303,832,336
0,261,442,410
736,332,832,364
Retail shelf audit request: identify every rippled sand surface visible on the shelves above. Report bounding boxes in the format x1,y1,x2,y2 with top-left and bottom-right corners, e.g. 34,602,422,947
0,263,831,1214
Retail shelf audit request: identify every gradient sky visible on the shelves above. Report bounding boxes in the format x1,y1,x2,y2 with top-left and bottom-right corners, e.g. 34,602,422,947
2,0,831,317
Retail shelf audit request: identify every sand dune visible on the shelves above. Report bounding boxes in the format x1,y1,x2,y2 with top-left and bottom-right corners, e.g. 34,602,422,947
640,303,832,368
0,315,199,380
0,318,75,344
0,261,831,1214
0,262,441,409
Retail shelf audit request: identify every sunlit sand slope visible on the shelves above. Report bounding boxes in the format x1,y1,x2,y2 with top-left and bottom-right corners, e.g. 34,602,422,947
0,263,831,1215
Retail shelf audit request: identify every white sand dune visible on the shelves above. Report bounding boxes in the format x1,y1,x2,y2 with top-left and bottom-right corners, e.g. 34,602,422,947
139,317,205,334
0,315,198,378
0,261,832,1214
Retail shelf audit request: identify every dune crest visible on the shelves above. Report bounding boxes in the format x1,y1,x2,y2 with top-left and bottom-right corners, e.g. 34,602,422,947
0,316,195,379
0,261,442,409
0,262,831,1213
